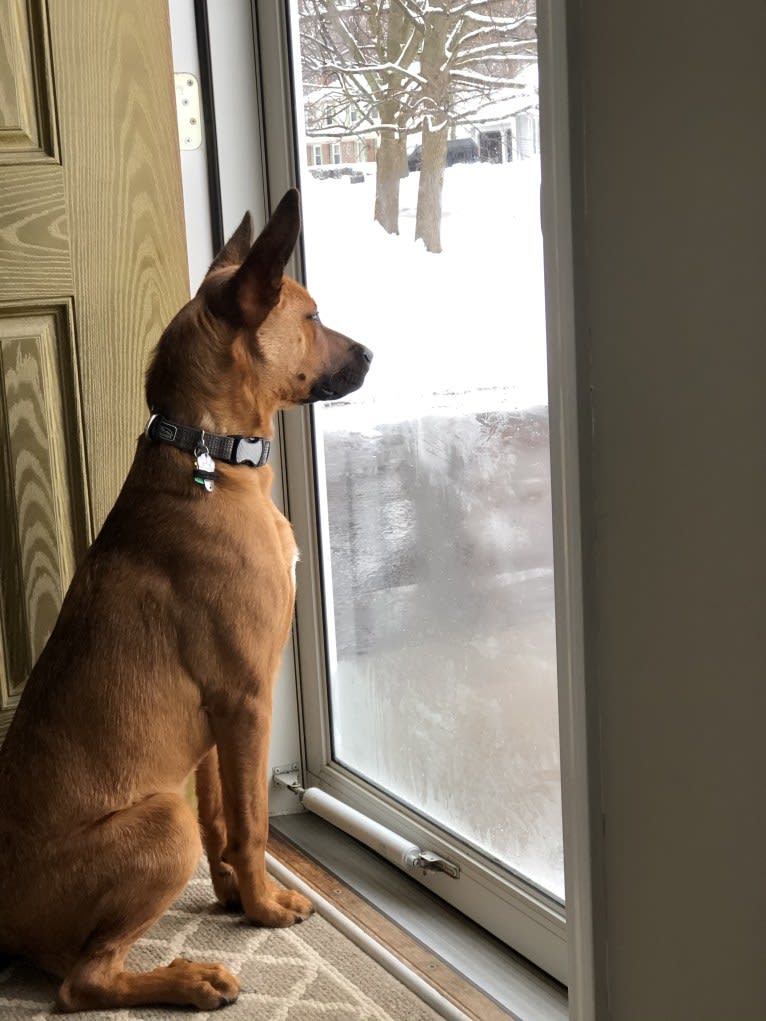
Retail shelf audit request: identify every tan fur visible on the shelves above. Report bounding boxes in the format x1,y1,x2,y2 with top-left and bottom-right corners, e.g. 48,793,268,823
0,191,371,1012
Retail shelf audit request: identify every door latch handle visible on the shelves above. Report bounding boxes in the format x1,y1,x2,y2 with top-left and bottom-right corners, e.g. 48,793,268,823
412,851,461,879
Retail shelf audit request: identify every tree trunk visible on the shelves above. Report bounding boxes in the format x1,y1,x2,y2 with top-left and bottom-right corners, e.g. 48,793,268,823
374,105,402,235
373,3,411,235
415,8,450,254
415,123,448,253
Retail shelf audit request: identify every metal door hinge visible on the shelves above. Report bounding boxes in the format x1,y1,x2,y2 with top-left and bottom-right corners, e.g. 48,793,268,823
272,763,302,794
174,73,202,150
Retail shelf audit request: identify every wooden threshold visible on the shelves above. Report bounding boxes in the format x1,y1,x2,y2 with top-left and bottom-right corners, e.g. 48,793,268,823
268,826,516,1021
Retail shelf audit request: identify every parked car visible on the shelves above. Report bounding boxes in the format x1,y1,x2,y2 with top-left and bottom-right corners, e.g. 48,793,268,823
407,137,479,171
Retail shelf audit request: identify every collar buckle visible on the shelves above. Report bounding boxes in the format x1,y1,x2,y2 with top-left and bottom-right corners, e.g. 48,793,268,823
144,413,178,444
233,436,271,468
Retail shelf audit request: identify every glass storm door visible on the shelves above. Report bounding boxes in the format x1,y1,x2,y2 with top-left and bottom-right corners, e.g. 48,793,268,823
285,0,566,978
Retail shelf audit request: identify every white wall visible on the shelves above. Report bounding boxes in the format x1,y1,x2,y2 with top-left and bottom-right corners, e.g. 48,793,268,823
570,2,766,1018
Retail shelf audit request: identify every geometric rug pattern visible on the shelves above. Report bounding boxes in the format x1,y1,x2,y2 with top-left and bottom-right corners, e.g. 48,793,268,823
0,861,443,1020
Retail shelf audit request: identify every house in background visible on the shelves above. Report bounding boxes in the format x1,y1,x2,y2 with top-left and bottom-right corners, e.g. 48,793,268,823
460,64,540,163
305,66,539,171
472,93,540,163
303,87,377,167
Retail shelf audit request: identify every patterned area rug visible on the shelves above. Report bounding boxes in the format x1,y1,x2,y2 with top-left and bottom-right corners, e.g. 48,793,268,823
0,862,442,1020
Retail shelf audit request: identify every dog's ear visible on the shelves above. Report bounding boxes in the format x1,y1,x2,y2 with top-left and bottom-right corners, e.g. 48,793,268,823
220,190,301,328
205,212,254,275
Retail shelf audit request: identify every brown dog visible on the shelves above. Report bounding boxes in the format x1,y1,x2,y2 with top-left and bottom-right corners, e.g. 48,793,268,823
0,190,371,1011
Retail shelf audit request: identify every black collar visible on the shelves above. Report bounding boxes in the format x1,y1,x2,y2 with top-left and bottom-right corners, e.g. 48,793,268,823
144,413,271,468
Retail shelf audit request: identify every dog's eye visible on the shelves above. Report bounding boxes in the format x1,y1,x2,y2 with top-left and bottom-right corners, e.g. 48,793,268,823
307,311,320,323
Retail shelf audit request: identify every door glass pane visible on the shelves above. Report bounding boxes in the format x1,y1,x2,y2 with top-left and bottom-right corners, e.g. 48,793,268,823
293,0,563,900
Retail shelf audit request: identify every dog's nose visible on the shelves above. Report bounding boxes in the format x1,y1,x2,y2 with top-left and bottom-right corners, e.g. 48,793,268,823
360,345,373,364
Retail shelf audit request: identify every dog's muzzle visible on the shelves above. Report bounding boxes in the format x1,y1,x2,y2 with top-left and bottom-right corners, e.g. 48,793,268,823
308,342,373,402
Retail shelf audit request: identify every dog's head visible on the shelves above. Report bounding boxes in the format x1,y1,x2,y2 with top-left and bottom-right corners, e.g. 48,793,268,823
147,190,371,434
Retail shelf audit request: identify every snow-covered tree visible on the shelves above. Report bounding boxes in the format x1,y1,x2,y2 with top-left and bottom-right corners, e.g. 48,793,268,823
298,0,536,251
299,0,422,235
413,0,536,252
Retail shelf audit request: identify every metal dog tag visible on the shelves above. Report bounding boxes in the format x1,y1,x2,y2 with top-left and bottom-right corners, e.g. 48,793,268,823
193,449,215,492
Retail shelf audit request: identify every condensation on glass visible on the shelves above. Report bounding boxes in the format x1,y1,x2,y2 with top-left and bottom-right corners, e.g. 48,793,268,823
292,0,563,900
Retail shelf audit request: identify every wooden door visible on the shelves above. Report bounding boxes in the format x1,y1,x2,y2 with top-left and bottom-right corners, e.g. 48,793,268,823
0,0,189,740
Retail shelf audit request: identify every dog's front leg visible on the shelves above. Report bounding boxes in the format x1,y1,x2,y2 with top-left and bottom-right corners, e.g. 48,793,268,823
196,747,241,909
209,704,313,927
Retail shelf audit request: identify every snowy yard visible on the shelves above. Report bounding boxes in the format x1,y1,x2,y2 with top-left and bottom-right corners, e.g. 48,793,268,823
299,158,564,900
302,158,548,423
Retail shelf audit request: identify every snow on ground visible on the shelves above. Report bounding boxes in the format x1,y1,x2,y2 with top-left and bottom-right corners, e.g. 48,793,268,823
298,158,564,899
300,158,548,430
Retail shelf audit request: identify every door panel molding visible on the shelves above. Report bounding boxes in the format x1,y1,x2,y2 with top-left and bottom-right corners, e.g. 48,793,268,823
0,0,58,163
0,300,88,741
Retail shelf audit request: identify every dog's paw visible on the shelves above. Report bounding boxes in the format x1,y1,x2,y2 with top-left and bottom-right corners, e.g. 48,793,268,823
167,959,240,1009
274,886,314,922
244,886,314,928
